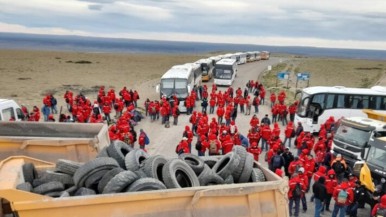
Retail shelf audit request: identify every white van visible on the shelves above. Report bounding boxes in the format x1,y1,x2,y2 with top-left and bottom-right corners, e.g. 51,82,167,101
0,99,24,121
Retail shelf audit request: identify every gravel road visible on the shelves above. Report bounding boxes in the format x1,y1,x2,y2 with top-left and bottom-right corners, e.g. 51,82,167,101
134,57,371,217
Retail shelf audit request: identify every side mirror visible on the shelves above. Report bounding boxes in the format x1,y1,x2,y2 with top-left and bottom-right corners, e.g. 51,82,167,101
353,161,365,177
156,84,160,93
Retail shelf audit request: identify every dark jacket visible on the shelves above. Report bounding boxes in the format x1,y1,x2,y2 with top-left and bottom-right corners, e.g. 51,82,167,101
313,176,327,201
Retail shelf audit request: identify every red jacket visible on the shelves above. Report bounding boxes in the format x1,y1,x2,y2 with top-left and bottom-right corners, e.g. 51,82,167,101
216,106,225,117
270,93,276,103
177,140,190,154
261,126,272,140
333,182,354,206
371,195,386,217
222,137,234,154
288,176,306,198
284,124,294,138
250,117,259,127
248,146,261,161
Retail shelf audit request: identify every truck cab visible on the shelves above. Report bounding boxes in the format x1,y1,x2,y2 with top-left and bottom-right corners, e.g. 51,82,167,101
0,99,25,121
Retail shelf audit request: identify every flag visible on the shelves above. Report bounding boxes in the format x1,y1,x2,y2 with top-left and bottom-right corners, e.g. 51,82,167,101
360,163,375,192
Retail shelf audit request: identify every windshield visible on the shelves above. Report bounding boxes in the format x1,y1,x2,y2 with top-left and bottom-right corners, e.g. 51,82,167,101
334,125,371,148
367,146,386,169
161,79,187,98
297,92,310,117
214,69,232,79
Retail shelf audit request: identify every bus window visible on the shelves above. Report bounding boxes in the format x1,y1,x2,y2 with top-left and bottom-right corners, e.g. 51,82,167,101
311,94,325,109
325,94,335,109
337,94,345,108
362,96,370,108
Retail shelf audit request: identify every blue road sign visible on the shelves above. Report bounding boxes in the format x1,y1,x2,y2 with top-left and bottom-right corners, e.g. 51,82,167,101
277,71,289,80
297,72,310,81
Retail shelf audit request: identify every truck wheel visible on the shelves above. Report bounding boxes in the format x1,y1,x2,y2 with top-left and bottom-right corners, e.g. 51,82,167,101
97,167,125,193
96,147,109,158
107,140,133,169
162,159,200,189
41,170,74,187
73,157,119,187
22,163,38,184
200,156,218,169
179,154,205,175
74,187,96,196
102,171,139,194
231,146,247,182
56,159,84,176
16,182,32,192
250,168,266,182
212,152,240,179
124,149,149,172
126,178,166,192
237,153,254,183
142,155,167,182
33,181,65,195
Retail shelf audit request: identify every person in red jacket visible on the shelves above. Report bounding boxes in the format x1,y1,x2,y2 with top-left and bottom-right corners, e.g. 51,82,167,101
249,114,259,128
265,145,278,170
371,195,386,217
183,126,194,152
138,129,148,150
270,92,276,108
324,169,338,212
272,122,281,138
198,135,210,156
332,180,354,217
259,88,266,105
278,91,286,104
132,90,139,108
260,124,272,151
222,135,234,154
271,103,279,123
288,102,297,122
216,105,225,124
209,97,216,114
288,156,304,176
102,102,111,123
185,96,193,115
176,137,190,155
248,143,261,161
247,128,260,146
283,121,295,148
288,173,307,217
208,133,221,155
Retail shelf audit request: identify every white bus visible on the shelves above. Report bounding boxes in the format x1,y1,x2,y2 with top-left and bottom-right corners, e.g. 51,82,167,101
233,52,247,64
294,86,386,133
213,59,238,86
157,63,202,111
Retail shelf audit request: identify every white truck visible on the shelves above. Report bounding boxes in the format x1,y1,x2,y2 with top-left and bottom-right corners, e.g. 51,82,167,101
0,99,25,121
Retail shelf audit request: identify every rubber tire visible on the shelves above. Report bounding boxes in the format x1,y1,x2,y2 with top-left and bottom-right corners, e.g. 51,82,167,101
33,181,65,195
45,191,65,198
22,163,38,184
250,168,266,182
55,159,83,176
142,155,167,182
237,153,254,183
179,154,205,175
32,179,46,188
74,187,96,196
124,149,149,172
162,159,200,189
224,175,234,184
64,185,78,196
40,170,74,187
200,156,218,169
16,182,32,192
134,169,148,179
96,147,109,158
212,152,240,179
198,164,224,186
107,140,134,169
84,169,110,190
231,146,248,182
97,167,125,193
126,178,166,192
73,157,119,187
102,171,139,194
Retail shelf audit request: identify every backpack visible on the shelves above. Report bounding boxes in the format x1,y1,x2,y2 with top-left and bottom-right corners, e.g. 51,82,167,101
272,155,282,169
144,135,150,145
333,160,345,174
195,141,202,151
151,107,156,113
376,207,386,217
292,182,302,198
209,140,217,154
337,189,348,204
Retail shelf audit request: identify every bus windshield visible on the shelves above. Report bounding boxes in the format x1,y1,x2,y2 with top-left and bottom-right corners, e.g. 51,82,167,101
334,125,371,148
161,78,188,98
297,92,310,117
367,146,386,169
215,69,232,79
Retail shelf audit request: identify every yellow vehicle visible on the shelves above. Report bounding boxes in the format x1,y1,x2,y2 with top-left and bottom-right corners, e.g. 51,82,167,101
0,156,289,217
195,58,214,82
0,121,110,162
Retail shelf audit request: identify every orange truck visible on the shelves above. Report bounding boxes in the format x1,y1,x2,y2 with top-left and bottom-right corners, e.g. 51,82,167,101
0,156,289,217
0,121,110,162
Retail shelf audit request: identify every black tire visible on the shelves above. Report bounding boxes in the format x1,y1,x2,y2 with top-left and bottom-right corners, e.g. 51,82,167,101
231,146,247,182
200,156,218,169
126,178,166,192
45,191,65,198
16,182,32,192
32,179,46,188
237,153,254,183
97,167,125,193
73,157,119,187
134,169,148,179
142,155,167,182
55,159,83,176
124,149,149,172
102,171,139,194
197,164,211,185
198,165,224,186
22,163,38,184
250,168,266,182
107,140,134,169
96,147,109,158
179,154,205,175
224,175,234,184
64,185,78,196
40,170,74,187
84,169,110,190
33,181,65,195
212,152,240,179
60,191,70,197
74,187,96,196
162,159,200,189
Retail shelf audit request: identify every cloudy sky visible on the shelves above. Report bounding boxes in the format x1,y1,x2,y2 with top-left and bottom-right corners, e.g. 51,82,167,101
1,0,386,50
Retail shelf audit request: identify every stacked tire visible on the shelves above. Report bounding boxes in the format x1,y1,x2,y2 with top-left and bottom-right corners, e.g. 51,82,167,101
17,141,266,198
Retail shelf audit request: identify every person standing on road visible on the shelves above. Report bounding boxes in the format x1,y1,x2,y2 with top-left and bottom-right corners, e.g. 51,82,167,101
332,179,354,217
371,194,386,217
325,169,338,212
270,92,276,108
313,176,327,217
289,173,306,217
331,154,348,183
176,137,190,155
282,147,294,177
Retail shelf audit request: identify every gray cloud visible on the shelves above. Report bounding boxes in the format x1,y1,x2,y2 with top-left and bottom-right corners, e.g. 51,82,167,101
88,4,103,11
